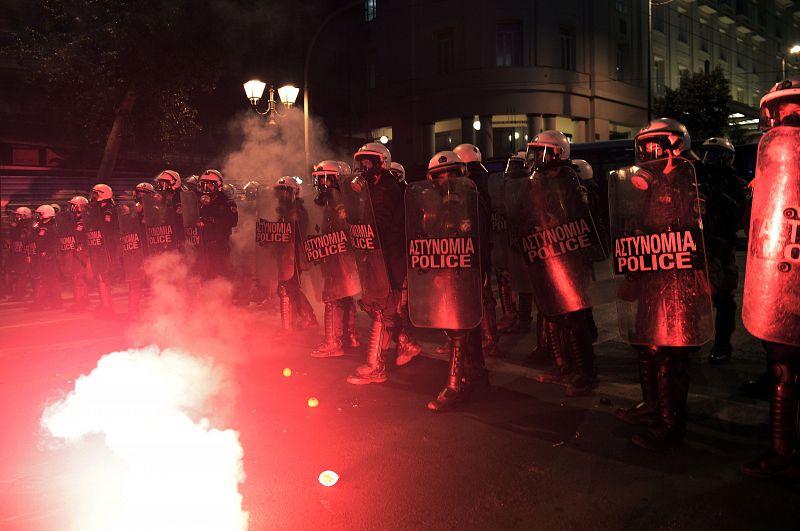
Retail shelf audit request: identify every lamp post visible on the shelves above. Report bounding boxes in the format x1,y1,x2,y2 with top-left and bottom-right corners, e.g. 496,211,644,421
781,44,800,79
243,80,299,125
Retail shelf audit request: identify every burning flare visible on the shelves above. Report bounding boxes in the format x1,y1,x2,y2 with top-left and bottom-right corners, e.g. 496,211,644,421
41,346,249,531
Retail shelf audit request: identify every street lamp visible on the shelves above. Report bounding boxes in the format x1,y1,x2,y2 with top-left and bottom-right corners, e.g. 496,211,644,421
780,44,800,80
243,80,299,125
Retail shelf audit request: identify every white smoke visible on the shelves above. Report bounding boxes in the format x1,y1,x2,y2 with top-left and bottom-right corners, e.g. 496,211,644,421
41,345,249,531
221,108,345,271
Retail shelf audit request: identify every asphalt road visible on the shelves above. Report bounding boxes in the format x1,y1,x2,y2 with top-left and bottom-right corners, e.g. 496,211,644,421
1,254,798,531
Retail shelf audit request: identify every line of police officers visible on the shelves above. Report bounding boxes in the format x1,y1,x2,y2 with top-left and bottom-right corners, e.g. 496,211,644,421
2,78,798,480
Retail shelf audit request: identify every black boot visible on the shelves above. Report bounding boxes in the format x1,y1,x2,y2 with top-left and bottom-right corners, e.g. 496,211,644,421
632,348,688,450
509,292,532,333
481,295,501,357
564,312,597,396
311,301,344,358
535,317,574,385
347,313,388,384
585,307,598,343
616,347,659,426
340,297,360,347
741,358,800,480
496,271,517,332
428,330,469,411
525,312,550,366
710,292,736,364
274,284,293,337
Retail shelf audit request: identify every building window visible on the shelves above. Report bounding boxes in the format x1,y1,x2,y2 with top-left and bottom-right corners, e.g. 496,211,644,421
735,0,746,15
615,0,628,14
615,46,626,81
699,19,710,52
736,39,745,69
496,22,522,67
436,30,454,74
654,57,665,93
652,6,665,33
560,27,576,71
736,86,744,102
368,63,375,89
704,59,710,75
678,14,689,43
365,0,376,22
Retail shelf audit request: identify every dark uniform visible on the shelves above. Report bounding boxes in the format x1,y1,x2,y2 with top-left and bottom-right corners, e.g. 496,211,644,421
197,191,238,280
32,215,62,309
696,159,747,363
8,214,35,300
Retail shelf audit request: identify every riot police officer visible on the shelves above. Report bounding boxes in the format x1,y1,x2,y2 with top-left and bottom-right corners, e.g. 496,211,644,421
740,79,800,479
610,118,714,450
698,138,747,364
196,169,238,280
238,180,274,308
385,159,425,365
304,161,361,357
66,196,91,310
31,205,63,310
150,170,184,252
454,143,499,358
502,152,534,335
509,131,601,396
389,162,407,189
7,206,35,301
344,142,405,385
87,183,119,316
408,151,488,409
273,175,317,335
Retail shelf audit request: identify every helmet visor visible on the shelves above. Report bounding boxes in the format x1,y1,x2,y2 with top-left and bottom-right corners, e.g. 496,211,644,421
427,164,466,181
354,154,382,172
525,145,559,168
635,135,675,162
199,179,219,194
702,147,733,166
313,172,339,190
759,94,800,130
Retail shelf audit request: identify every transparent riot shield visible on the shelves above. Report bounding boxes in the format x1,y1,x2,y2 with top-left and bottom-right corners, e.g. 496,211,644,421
405,177,483,330
255,184,296,285
742,127,800,346
142,194,178,253
55,210,77,275
180,190,202,249
298,184,361,303
85,202,117,276
504,179,533,293
339,177,391,302
116,203,146,281
505,166,605,316
609,158,714,347
488,172,510,271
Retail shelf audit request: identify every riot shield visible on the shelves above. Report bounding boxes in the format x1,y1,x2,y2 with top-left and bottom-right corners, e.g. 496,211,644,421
142,194,179,253
742,127,800,346
503,179,533,292
55,211,77,275
505,166,605,316
116,203,146,281
298,184,361,303
339,178,391,302
608,158,714,347
405,177,483,330
255,184,296,284
180,190,202,248
84,202,117,276
488,172,510,271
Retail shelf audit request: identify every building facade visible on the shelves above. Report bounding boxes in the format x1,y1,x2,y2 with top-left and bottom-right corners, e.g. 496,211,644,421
351,0,800,172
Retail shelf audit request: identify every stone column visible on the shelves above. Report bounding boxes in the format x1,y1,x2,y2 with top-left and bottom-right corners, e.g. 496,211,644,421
476,114,493,158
